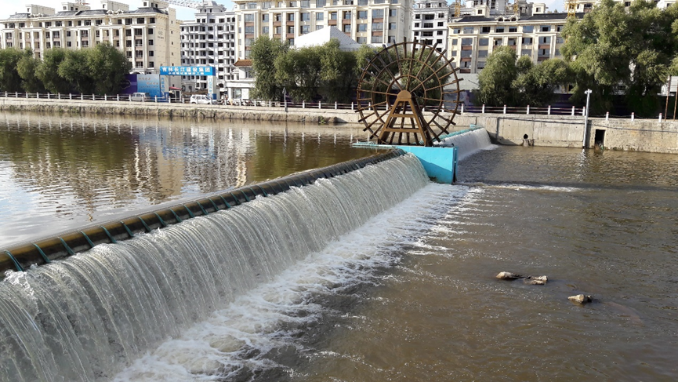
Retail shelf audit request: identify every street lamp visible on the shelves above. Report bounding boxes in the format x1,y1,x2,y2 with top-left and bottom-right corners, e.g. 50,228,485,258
583,89,592,148
282,87,287,113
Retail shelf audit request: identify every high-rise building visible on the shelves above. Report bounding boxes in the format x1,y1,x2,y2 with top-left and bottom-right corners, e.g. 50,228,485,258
411,0,449,52
179,1,236,96
448,12,575,74
228,0,413,100
0,1,181,74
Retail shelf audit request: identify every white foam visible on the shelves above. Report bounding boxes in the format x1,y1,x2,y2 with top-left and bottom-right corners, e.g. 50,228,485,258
437,128,495,161
112,183,469,381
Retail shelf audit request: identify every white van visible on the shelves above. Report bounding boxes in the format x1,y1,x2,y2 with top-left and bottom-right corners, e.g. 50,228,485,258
190,95,217,105
130,92,148,102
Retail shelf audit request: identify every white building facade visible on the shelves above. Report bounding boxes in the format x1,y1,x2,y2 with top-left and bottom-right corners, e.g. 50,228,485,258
411,0,449,52
179,1,236,96
232,0,413,59
0,0,181,74
448,12,576,74
227,0,413,101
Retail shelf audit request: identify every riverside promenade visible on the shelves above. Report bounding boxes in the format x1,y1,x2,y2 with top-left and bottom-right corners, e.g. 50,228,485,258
2,96,677,154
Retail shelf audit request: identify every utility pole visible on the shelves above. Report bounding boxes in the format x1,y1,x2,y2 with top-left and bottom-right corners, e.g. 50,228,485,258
665,76,671,120
583,89,592,148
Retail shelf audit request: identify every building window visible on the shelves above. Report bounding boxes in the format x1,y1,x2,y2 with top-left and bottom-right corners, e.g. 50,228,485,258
372,9,384,18
301,12,310,21
301,25,310,34
357,37,366,44
463,27,473,34
523,25,534,33
479,38,488,46
343,24,350,32
481,26,490,34
343,11,351,20
509,26,517,32
496,27,504,33
358,10,367,19
358,23,367,32
541,25,551,32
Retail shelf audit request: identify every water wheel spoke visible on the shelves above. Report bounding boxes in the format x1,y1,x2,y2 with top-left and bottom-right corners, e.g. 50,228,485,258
357,39,460,147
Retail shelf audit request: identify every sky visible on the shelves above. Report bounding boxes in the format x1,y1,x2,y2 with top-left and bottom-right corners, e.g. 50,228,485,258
0,0,563,22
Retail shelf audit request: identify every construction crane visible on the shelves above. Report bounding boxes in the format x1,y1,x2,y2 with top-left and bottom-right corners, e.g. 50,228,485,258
453,0,461,18
165,0,208,9
566,0,577,18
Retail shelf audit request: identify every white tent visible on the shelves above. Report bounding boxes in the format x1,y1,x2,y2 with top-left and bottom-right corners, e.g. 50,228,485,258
294,26,363,51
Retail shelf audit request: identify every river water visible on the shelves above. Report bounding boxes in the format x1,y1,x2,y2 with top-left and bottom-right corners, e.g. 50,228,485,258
0,114,371,247
1,114,677,381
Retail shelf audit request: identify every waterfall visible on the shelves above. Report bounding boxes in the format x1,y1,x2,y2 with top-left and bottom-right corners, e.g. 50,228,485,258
438,128,493,161
0,154,428,382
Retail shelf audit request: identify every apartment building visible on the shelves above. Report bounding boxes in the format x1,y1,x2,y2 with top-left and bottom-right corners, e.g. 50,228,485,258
569,0,676,11
179,1,236,95
232,0,413,60
411,0,449,51
448,12,580,74
0,0,181,74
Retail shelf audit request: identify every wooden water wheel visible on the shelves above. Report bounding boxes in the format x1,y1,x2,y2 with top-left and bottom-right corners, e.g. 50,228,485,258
357,40,462,147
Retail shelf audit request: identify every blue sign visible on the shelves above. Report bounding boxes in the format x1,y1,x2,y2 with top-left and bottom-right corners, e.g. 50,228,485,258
160,66,215,76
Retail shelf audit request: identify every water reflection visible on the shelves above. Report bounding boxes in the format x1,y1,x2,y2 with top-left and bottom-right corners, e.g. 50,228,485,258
0,113,371,247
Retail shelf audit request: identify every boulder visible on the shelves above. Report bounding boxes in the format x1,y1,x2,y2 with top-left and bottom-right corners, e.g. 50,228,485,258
524,275,548,285
568,294,593,304
496,271,521,280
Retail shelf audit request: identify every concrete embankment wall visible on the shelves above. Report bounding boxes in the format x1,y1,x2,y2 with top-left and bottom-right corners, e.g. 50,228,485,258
456,113,678,154
0,98,360,125
2,98,677,154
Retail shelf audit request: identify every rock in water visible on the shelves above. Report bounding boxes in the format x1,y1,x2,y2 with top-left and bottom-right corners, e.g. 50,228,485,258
568,294,593,304
525,275,548,285
496,271,521,280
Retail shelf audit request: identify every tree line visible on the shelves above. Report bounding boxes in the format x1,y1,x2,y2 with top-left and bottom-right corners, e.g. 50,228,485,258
0,43,130,95
250,37,376,103
478,0,678,117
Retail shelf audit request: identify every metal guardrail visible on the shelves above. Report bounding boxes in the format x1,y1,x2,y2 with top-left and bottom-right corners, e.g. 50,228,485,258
3,92,673,120
0,149,406,277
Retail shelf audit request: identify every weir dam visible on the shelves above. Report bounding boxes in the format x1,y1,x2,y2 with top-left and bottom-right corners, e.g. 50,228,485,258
1,114,678,381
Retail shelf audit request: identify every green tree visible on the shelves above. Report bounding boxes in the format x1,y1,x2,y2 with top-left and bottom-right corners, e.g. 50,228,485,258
477,46,518,106
87,42,131,94
318,40,357,103
17,50,45,93
514,58,570,106
562,0,678,116
275,46,323,102
0,48,24,92
250,36,287,100
36,48,71,94
58,50,95,94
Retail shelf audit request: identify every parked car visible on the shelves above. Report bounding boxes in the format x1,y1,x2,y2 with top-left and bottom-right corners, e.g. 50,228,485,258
130,92,149,102
190,95,217,105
